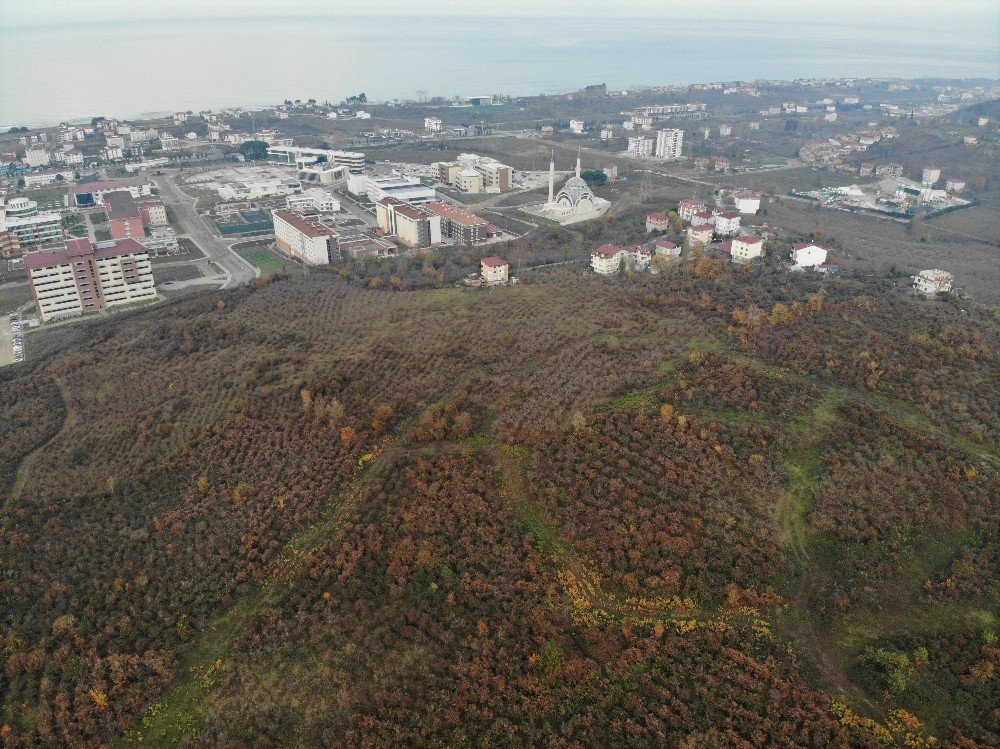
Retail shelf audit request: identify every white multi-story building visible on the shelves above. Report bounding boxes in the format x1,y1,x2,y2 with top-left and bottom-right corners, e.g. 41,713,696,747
569,119,585,135
266,145,366,174
655,128,684,159
285,188,341,213
481,257,509,285
25,148,51,168
913,269,953,295
736,191,761,215
712,210,741,236
792,242,828,268
424,117,442,132
730,235,764,263
375,198,442,249
0,201,63,249
627,136,654,157
600,126,614,140
25,238,156,321
719,124,733,137
591,244,626,275
272,208,338,265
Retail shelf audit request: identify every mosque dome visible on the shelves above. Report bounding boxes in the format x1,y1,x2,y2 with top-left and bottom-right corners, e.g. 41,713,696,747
556,176,596,208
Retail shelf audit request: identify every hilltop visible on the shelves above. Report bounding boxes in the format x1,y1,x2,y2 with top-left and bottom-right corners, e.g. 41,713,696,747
1,268,998,748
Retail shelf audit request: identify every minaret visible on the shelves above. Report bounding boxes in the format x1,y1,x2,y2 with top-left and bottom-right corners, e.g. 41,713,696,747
576,147,581,179
547,150,555,207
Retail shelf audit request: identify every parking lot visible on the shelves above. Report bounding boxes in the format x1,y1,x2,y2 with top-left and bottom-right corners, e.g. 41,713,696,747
1,313,24,366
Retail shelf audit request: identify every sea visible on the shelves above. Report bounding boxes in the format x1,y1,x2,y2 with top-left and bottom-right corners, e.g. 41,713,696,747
1,11,998,127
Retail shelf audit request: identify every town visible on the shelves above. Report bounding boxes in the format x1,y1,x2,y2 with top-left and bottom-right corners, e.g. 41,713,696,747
0,75,996,365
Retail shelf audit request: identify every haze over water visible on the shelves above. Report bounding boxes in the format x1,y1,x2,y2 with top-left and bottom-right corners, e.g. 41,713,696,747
1,1,998,126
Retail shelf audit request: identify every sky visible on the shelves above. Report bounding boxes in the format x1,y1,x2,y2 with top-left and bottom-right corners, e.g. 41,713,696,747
1,1,997,126
3,0,999,25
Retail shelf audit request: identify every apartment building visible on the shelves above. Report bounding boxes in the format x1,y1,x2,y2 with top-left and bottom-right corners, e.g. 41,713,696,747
272,209,338,265
627,136,654,157
25,238,156,322
730,235,764,263
712,211,741,236
436,155,514,193
375,198,442,249
424,117,442,132
655,128,684,159
423,202,502,245
481,257,509,285
678,199,707,222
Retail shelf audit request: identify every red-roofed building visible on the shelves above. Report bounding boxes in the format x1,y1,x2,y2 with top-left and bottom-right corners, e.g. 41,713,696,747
480,256,509,285
423,202,502,245
687,224,713,246
712,210,741,236
654,239,681,257
678,199,707,222
24,238,155,321
591,243,626,275
272,208,338,265
645,211,669,232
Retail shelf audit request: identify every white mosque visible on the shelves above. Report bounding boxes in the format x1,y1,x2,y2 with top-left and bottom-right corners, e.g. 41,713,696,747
525,150,610,225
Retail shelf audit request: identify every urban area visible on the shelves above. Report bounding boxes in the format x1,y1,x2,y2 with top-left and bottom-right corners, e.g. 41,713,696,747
0,77,997,363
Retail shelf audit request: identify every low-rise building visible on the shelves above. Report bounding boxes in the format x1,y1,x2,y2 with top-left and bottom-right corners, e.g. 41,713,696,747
730,235,763,263
646,212,669,232
272,208,338,265
21,169,75,189
104,191,146,240
25,237,156,321
913,269,953,295
569,119,585,134
424,116,443,132
735,191,761,215
218,178,301,201
791,242,828,268
72,178,153,207
481,256,509,285
719,124,733,137
654,239,681,257
591,243,625,275
25,148,51,168
678,199,707,222
712,210,741,236
286,188,340,213
352,174,436,204
687,224,713,246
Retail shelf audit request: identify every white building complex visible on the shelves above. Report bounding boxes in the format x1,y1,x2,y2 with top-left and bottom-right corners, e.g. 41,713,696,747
349,174,437,204
375,198,442,249
266,145,366,174
218,178,302,201
286,188,341,213
540,151,610,225
272,209,338,265
424,117,442,132
25,238,156,322
0,198,63,250
655,128,684,159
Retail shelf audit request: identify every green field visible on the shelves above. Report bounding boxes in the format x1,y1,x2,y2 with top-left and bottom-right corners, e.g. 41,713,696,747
236,246,301,276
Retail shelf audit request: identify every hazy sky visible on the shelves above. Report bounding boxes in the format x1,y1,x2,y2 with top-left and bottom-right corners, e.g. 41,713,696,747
3,0,999,25
1,1,997,126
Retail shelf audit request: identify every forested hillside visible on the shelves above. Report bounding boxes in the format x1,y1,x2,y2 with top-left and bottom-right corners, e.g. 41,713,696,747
1,267,997,748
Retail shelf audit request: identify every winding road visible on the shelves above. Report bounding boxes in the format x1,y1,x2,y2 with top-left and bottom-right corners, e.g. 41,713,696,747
152,172,259,289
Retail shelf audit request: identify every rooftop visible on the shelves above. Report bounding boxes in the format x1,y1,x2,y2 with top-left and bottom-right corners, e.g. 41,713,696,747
481,256,508,268
24,237,148,268
272,208,336,239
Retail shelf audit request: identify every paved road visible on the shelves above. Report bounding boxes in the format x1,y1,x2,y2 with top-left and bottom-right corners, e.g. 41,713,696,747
153,173,259,289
